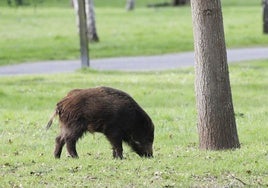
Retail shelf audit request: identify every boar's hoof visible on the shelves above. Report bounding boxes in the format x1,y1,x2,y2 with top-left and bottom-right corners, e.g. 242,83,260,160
113,149,123,159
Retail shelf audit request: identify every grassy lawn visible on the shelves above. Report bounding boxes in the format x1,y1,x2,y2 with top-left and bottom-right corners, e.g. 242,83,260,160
0,0,267,66
0,60,267,187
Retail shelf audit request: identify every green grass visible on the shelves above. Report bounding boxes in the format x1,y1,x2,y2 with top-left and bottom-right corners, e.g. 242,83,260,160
0,60,267,187
1,0,268,66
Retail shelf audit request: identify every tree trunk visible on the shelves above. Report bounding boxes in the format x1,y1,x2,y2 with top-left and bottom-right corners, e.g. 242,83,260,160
172,0,189,6
85,0,99,42
15,0,23,6
73,0,99,42
77,0,90,67
126,0,135,11
72,0,80,32
191,0,240,150
263,0,268,33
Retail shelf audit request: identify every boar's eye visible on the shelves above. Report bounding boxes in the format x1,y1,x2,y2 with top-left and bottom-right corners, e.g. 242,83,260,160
130,136,142,146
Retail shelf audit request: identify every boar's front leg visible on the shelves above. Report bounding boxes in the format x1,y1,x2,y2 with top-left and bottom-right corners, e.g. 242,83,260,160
112,140,123,159
106,131,123,159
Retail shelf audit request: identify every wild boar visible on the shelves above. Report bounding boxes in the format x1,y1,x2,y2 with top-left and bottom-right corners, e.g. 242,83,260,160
46,86,154,159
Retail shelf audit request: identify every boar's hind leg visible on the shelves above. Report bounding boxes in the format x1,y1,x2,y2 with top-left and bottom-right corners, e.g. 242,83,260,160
65,136,79,158
54,135,65,158
64,124,87,158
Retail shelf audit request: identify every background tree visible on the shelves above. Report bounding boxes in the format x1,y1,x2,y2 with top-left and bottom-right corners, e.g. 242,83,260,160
7,0,24,6
191,0,240,150
73,0,99,42
77,0,89,67
172,0,190,6
85,0,99,42
263,0,268,33
126,0,135,11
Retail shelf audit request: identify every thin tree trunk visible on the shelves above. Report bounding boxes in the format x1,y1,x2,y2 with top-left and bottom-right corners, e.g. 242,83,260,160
172,0,188,6
73,0,99,42
263,0,268,33
72,0,79,31
191,0,240,150
126,0,135,11
85,0,99,42
77,0,89,67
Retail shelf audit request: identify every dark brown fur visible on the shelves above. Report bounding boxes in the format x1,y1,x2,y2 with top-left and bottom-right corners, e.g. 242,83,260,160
47,86,154,159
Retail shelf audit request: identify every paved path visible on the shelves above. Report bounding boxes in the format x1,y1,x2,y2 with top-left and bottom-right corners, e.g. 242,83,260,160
1,47,268,76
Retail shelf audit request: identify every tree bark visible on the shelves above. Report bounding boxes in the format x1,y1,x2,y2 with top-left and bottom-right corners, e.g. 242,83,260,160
73,0,99,42
126,0,135,11
191,0,240,150
77,0,90,67
85,0,99,42
263,0,268,33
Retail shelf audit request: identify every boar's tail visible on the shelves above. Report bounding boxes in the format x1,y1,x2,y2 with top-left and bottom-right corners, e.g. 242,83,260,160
46,109,58,130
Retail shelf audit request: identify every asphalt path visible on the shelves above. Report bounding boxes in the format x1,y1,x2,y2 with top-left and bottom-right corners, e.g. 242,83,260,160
0,47,268,76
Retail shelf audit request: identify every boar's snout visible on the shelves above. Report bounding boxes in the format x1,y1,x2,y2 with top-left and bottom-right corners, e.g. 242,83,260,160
142,152,153,158
137,143,153,158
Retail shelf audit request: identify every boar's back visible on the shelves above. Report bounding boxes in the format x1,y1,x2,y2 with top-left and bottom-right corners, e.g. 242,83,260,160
56,87,150,133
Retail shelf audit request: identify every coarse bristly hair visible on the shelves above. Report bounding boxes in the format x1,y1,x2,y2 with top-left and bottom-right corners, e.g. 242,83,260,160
46,86,154,159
